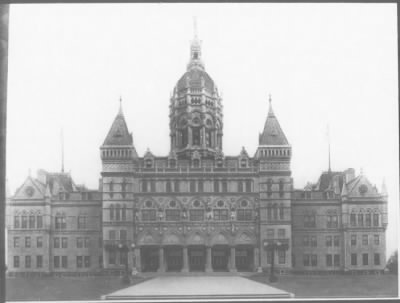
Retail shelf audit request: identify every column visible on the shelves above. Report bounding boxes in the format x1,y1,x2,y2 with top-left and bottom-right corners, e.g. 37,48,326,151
254,247,260,272
188,127,193,147
201,127,206,148
229,246,237,272
182,246,189,272
158,246,165,272
134,247,141,272
206,246,213,272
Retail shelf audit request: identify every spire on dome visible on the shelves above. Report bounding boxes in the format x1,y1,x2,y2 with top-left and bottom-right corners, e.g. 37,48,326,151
259,94,289,145
118,96,123,116
187,17,204,71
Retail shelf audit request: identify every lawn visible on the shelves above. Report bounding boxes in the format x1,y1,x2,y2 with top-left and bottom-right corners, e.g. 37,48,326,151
6,275,147,301
5,273,398,300
248,273,398,298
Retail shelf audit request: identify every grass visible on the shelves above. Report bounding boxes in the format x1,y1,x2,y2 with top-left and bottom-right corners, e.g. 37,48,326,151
6,273,398,300
6,275,147,301
248,273,398,298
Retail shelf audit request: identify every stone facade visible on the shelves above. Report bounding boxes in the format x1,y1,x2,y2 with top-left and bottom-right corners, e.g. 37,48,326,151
6,32,388,275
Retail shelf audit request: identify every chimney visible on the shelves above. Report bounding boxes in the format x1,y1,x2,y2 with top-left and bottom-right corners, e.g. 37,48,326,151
344,168,355,184
37,169,47,185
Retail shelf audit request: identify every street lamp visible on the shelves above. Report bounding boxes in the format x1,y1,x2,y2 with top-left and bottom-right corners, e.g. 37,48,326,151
118,242,136,284
118,243,130,284
263,239,289,283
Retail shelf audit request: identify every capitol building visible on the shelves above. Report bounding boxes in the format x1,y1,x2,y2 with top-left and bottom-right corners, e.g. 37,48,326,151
6,30,388,276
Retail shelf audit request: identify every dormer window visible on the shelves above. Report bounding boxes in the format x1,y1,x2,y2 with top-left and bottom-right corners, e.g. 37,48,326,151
169,159,176,168
145,159,153,168
193,158,200,168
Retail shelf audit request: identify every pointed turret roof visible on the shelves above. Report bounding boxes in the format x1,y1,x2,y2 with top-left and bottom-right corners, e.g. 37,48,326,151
381,178,388,196
103,102,133,146
259,96,289,145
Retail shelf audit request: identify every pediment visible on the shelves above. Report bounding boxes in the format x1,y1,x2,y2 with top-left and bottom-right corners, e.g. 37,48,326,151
13,177,44,200
162,234,181,245
347,176,379,198
211,233,229,245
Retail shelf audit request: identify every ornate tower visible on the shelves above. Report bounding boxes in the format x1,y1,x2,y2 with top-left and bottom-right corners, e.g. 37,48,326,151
255,97,293,271
169,23,223,159
100,101,138,269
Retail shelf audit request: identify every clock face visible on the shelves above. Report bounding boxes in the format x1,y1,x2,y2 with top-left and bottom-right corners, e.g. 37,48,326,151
25,186,35,197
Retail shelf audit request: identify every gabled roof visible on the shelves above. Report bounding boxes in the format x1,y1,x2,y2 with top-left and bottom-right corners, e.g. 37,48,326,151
259,103,289,146
103,108,133,146
346,174,380,198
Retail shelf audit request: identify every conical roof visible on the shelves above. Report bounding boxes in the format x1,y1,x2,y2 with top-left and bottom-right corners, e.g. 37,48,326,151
103,107,133,146
259,102,289,145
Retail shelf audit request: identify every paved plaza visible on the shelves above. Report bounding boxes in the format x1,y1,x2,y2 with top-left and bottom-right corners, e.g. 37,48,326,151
103,276,293,300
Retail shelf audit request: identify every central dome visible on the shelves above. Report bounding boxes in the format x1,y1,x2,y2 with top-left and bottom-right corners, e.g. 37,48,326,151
176,68,216,94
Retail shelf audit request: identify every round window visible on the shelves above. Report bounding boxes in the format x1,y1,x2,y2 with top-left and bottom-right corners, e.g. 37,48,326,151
217,200,224,207
145,200,153,208
193,200,201,207
170,200,177,208
359,184,368,195
241,200,248,207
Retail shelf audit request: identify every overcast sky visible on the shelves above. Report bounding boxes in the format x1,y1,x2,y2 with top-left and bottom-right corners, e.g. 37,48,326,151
6,3,398,256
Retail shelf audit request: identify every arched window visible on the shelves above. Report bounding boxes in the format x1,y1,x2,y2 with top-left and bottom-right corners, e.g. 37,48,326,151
279,204,284,220
55,213,66,230
213,200,229,221
109,181,114,198
279,180,284,197
206,130,212,147
121,179,126,198
214,180,220,193
116,204,121,221
21,212,27,228
166,180,172,193
267,179,272,197
198,180,204,193
358,213,364,227
267,204,272,220
29,214,36,229
273,204,278,220
238,181,243,193
222,180,228,193
181,129,188,147
190,180,196,193
77,214,87,229
174,180,180,192
110,205,115,221
237,201,252,221
373,212,380,227
142,201,156,221
14,214,20,228
245,180,252,192
35,212,43,229
122,205,127,221
142,180,148,192
190,200,204,221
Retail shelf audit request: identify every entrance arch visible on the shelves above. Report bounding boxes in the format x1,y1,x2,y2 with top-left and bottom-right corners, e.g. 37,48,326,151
211,233,230,272
187,233,206,272
162,234,183,272
235,232,255,272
